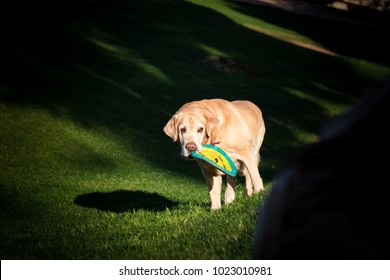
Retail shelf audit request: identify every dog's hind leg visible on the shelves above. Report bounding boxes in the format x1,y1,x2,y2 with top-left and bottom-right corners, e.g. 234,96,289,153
243,155,263,194
243,168,253,197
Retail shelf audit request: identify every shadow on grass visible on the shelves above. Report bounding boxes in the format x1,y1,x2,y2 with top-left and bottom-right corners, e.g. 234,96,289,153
228,0,390,66
74,190,178,213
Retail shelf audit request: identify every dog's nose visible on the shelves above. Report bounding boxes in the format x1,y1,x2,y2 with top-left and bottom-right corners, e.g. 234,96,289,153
185,142,197,152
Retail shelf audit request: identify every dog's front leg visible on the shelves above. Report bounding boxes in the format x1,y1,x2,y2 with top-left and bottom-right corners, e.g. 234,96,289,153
209,175,222,210
225,175,236,205
201,169,222,209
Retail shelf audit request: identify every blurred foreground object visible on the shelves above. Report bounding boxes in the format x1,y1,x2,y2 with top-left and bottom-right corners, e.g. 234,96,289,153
253,79,390,259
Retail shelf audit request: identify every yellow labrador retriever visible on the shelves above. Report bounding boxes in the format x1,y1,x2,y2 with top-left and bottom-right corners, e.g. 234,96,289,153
163,99,265,209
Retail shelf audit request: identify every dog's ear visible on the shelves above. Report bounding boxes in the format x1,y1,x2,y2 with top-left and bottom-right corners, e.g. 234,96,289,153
163,114,179,142
204,111,219,140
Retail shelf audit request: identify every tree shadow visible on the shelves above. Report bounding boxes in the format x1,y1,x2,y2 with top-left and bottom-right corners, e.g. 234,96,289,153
227,0,390,66
74,190,178,213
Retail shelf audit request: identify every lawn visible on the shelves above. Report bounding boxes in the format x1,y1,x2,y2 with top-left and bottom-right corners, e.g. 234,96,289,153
1,0,389,259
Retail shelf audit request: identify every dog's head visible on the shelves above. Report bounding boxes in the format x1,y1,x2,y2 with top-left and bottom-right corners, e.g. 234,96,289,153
163,103,218,158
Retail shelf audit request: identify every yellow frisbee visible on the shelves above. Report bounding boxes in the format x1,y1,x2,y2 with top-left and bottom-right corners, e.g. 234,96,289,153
190,144,237,177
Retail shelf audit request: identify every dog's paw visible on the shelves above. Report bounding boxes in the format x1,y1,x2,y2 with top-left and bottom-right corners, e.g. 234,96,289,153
211,203,222,210
224,192,236,205
253,177,264,193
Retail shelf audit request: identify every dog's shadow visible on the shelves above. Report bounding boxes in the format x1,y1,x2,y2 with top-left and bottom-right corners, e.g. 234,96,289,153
74,190,178,213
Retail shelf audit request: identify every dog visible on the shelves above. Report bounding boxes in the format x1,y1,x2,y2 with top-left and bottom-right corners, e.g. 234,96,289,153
163,99,265,209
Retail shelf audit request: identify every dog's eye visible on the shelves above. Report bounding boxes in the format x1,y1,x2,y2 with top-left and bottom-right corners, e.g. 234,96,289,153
197,127,204,133
180,127,187,133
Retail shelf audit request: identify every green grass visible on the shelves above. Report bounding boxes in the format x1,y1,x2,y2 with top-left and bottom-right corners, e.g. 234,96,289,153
1,0,390,259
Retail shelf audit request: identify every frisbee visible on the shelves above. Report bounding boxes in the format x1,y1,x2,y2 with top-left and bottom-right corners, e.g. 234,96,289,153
190,144,237,177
